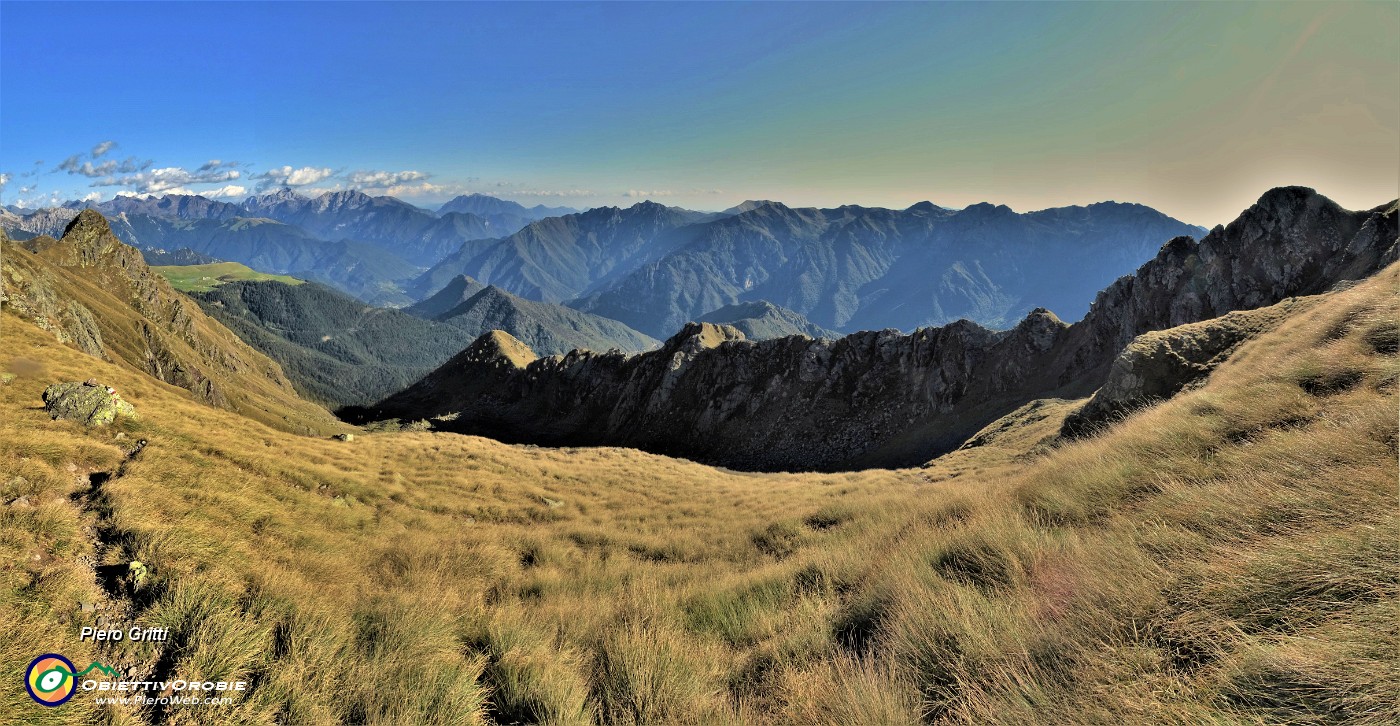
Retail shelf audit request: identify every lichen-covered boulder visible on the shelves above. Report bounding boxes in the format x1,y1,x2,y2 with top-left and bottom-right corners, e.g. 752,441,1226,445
42,381,137,425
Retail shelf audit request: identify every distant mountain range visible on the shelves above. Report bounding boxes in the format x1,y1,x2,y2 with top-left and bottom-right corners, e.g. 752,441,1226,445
571,200,1206,336
3,190,566,305
437,193,577,234
409,201,721,301
6,189,1206,339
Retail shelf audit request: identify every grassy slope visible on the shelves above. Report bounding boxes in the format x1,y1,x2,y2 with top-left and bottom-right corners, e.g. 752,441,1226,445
1,263,1395,724
152,262,304,293
5,239,341,437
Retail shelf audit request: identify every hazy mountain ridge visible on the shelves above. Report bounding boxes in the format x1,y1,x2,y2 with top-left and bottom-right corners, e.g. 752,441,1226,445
410,200,718,301
697,300,837,340
436,193,577,234
239,188,498,266
7,192,1208,338
114,214,419,306
369,188,1396,471
188,274,656,408
3,190,562,305
406,274,658,354
574,200,1207,336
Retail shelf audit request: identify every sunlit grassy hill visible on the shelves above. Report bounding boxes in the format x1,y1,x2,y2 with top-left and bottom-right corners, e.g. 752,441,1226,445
2,246,1395,724
152,262,304,293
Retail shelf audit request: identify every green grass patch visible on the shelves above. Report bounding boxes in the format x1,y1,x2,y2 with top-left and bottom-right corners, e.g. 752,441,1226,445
153,262,304,292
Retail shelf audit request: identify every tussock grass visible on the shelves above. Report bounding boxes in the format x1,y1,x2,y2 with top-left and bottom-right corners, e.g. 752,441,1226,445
1,263,1396,723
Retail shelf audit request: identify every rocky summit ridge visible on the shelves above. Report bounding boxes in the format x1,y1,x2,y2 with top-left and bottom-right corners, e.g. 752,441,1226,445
368,188,1398,471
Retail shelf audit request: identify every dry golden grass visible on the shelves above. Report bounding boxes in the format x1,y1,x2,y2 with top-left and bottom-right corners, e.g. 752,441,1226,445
1,263,1396,724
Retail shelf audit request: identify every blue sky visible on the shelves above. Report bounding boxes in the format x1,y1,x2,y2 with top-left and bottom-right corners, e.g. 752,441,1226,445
2,1,1396,225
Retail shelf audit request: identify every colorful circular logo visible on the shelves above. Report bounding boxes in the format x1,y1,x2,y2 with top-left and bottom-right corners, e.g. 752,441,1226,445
25,654,76,707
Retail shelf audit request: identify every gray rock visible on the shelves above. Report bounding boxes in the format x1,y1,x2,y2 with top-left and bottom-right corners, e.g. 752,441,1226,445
42,381,137,426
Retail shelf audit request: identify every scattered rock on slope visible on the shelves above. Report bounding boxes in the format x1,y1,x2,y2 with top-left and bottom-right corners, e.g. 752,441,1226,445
43,381,137,425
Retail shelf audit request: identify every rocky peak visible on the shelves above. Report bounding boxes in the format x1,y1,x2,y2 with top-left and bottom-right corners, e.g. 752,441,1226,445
313,189,375,211
460,330,538,369
959,202,1015,218
724,200,782,215
662,322,747,356
266,187,305,202
1009,307,1068,352
32,209,149,273
1155,235,1199,261
61,208,117,244
243,187,308,211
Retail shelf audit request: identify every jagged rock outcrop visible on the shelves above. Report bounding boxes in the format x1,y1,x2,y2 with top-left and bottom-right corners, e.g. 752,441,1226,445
14,211,224,404
369,188,1398,471
43,381,137,425
372,314,1069,470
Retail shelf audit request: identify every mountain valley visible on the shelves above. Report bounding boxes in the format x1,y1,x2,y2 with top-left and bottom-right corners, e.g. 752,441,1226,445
2,185,1394,723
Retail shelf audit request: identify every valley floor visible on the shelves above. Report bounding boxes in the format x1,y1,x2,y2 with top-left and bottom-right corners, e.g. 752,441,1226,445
2,265,1397,724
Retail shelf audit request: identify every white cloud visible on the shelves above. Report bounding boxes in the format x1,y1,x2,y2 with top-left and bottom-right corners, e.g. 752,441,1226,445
508,188,597,198
0,172,9,190
91,166,241,194
116,188,196,198
203,184,248,198
91,140,117,158
81,192,102,202
197,159,240,172
623,189,676,198
255,165,334,190
59,155,152,178
346,169,430,187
